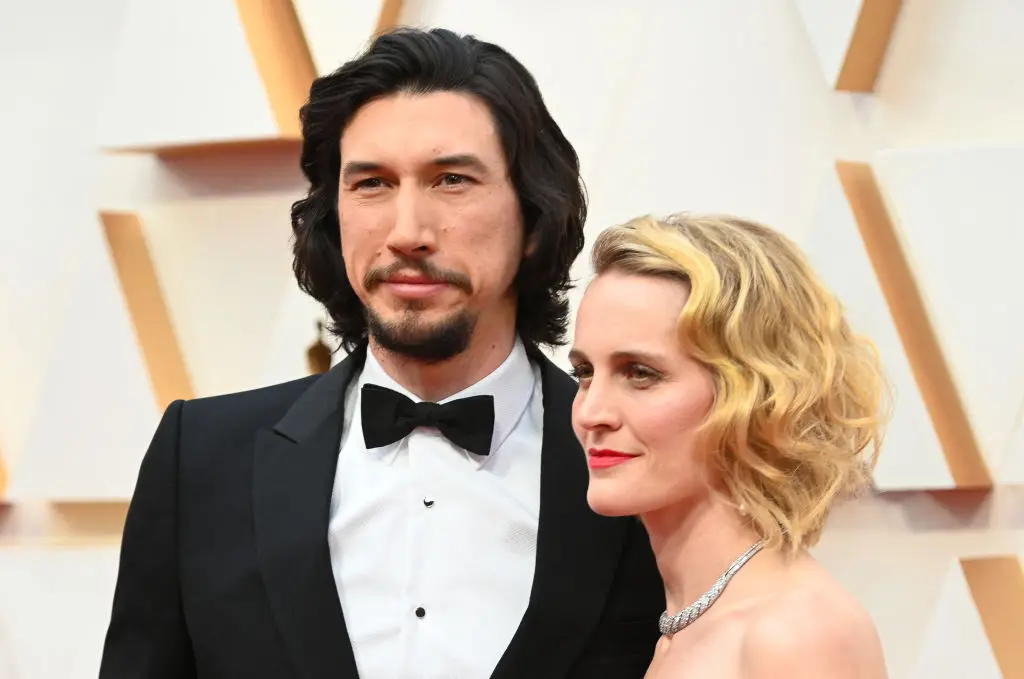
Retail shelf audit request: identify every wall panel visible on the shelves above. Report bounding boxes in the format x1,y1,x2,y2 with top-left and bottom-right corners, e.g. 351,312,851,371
795,0,904,92
140,191,323,398
96,0,283,151
5,216,159,501
872,147,1024,483
803,169,955,489
293,0,404,76
910,558,1005,679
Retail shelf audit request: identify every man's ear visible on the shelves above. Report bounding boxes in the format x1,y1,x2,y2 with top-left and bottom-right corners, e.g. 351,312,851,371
523,230,539,258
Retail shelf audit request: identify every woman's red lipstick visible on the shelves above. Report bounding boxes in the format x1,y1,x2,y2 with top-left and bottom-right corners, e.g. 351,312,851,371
587,448,636,469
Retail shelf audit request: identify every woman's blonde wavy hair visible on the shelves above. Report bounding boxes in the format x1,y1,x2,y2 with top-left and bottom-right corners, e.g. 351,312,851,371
590,212,891,555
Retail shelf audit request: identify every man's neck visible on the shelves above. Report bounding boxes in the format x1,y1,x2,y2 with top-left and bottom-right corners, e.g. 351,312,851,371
368,329,518,402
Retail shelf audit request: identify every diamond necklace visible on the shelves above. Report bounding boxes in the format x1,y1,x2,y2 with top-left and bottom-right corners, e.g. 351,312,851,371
658,538,765,636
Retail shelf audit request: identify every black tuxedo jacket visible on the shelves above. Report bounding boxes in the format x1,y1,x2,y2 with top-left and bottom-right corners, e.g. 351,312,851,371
98,344,664,679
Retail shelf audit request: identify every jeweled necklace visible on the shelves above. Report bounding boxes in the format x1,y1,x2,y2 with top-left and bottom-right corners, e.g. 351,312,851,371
658,539,765,636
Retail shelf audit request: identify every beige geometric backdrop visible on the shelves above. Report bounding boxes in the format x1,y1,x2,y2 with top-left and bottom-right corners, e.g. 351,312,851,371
1,1,1022,677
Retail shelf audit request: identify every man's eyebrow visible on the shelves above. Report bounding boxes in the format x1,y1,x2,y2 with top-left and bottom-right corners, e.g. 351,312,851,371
340,160,383,182
431,154,489,173
340,154,492,182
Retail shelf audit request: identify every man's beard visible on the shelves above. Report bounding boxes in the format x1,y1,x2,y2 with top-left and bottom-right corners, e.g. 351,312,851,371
366,305,477,363
362,257,477,363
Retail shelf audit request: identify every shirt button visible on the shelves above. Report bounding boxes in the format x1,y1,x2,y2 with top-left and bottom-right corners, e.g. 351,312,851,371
422,497,435,508
415,607,426,618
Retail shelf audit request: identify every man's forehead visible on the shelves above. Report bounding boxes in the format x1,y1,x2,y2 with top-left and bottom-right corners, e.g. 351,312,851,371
340,91,502,162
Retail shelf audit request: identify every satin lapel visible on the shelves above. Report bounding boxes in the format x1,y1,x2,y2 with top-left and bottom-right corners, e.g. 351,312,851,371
253,346,366,679
490,352,629,679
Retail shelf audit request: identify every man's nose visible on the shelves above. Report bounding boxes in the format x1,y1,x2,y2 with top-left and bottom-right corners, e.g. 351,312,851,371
385,185,436,256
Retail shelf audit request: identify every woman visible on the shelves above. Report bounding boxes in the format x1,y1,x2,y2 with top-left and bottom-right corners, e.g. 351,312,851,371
569,212,891,678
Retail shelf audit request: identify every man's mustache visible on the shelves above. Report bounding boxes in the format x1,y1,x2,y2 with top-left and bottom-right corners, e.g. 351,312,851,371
364,258,473,294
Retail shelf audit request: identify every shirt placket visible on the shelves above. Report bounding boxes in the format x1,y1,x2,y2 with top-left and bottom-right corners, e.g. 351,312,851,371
398,430,434,678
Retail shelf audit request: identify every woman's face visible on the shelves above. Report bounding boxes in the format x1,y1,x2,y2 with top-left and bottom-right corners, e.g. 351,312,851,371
570,269,717,518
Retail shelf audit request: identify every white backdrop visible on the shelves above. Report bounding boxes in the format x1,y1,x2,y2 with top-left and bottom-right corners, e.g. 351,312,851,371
1,0,1022,677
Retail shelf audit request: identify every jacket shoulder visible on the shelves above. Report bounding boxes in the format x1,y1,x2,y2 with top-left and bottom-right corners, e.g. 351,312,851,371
176,373,323,439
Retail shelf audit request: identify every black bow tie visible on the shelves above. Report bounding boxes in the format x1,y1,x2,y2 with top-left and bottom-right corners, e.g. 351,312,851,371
360,384,495,457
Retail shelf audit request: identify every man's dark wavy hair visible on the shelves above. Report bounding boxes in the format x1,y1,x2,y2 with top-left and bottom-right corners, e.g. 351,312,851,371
290,27,587,353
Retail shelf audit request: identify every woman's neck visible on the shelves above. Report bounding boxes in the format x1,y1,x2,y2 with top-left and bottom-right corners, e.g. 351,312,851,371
642,496,772,614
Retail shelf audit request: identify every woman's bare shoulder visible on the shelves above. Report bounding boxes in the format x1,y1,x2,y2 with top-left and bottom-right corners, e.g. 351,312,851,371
737,567,888,679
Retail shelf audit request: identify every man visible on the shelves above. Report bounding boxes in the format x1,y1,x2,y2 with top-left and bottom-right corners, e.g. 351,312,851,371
99,27,664,679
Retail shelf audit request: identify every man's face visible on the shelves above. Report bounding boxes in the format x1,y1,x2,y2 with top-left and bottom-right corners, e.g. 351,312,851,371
337,90,524,362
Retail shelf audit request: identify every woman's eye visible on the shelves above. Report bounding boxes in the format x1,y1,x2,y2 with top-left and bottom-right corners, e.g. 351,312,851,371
625,364,661,384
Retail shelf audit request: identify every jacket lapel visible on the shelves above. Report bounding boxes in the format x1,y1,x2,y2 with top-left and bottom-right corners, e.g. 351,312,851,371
252,346,367,679
490,351,630,679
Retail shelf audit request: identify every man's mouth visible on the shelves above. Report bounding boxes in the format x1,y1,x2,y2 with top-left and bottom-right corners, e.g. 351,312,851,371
382,274,450,299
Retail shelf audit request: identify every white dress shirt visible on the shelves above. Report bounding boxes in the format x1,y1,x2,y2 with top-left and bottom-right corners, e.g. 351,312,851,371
328,337,543,679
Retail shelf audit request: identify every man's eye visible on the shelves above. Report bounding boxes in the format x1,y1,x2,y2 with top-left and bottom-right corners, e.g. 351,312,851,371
439,174,471,186
569,365,592,381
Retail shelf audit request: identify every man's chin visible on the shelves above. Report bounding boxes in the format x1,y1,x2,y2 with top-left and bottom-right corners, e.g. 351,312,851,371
366,307,476,363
